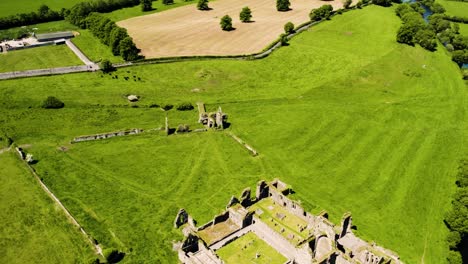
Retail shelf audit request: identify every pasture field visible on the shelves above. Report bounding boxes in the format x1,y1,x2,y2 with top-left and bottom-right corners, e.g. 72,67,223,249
216,232,287,264
0,5,467,264
72,30,125,63
0,152,95,263
117,0,350,58
0,0,85,17
436,0,468,17
0,45,82,73
458,23,468,36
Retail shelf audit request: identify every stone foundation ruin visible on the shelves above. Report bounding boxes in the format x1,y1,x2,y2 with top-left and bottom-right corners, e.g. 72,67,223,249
174,179,402,264
71,128,143,143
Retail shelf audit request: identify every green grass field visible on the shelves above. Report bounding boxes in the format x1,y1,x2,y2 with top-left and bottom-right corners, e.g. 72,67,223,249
0,5,466,264
437,0,468,17
0,152,95,263
72,30,124,63
0,0,86,17
216,232,287,264
0,45,82,73
105,0,198,21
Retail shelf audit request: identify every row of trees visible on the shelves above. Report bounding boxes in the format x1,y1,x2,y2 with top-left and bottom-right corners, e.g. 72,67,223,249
395,4,437,50
0,0,143,31
84,13,140,61
445,159,468,264
0,5,64,30
66,0,140,27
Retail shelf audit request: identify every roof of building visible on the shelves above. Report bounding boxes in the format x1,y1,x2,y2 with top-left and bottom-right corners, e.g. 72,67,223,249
35,31,74,41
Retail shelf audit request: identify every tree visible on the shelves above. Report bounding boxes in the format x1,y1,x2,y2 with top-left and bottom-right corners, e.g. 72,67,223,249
38,5,50,18
343,0,352,9
415,29,437,51
197,0,209,10
163,0,174,5
220,15,233,31
141,0,152,11
284,22,294,34
109,27,129,55
276,0,290,11
452,35,468,50
120,37,140,61
239,7,252,22
100,59,115,73
309,5,333,21
396,24,416,45
42,96,64,109
447,251,462,264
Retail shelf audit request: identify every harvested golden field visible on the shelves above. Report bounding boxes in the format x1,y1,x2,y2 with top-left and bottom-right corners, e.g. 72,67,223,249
117,0,348,58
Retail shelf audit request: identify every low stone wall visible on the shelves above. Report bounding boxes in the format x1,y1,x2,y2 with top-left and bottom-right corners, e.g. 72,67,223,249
228,133,258,156
72,128,142,143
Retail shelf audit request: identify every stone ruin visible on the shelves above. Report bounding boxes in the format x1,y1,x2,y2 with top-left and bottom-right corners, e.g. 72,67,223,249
197,102,227,130
16,147,35,164
71,128,143,143
174,179,402,264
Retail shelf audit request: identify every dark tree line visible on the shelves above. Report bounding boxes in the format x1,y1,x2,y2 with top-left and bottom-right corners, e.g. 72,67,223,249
445,160,468,264
84,13,140,61
66,0,140,27
0,5,65,30
0,0,142,31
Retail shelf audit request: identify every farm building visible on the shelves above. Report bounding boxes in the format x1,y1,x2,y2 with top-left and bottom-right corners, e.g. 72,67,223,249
35,31,74,42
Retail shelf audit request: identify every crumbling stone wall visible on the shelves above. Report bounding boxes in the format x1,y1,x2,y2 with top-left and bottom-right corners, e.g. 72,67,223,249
72,128,142,143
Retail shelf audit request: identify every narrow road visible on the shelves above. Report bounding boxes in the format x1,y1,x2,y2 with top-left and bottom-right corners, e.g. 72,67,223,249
0,65,97,80
65,39,96,67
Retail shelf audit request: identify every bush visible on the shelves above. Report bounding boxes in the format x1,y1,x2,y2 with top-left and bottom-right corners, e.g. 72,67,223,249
100,59,115,73
176,102,194,111
103,249,125,264
197,0,209,10
220,15,233,31
276,0,290,11
239,7,252,22
280,33,289,46
42,96,65,109
284,22,294,34
161,104,173,111
163,0,174,4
